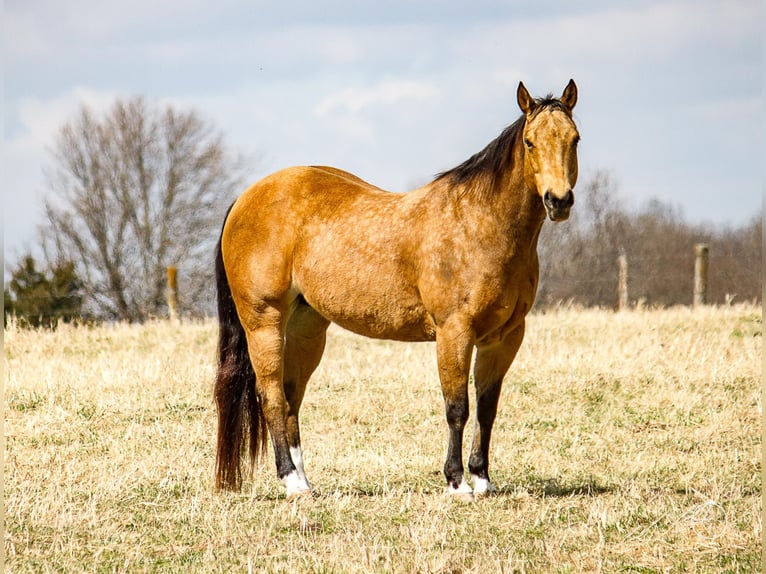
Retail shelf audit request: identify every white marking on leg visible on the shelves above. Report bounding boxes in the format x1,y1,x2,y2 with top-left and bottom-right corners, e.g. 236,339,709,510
290,446,308,483
448,477,474,500
471,474,497,497
283,470,311,500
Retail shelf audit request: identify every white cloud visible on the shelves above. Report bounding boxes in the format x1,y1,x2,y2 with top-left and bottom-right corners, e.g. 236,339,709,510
2,8,47,58
4,0,219,58
454,0,759,78
315,79,440,117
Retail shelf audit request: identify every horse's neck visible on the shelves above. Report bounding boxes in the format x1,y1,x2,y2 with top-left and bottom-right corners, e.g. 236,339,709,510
486,167,547,258
416,164,545,260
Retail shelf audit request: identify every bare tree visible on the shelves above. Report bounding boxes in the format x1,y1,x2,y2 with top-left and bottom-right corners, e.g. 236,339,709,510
708,215,762,304
537,170,629,307
42,97,249,321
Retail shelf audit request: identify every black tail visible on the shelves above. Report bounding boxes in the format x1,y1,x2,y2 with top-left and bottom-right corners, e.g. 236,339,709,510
214,207,267,491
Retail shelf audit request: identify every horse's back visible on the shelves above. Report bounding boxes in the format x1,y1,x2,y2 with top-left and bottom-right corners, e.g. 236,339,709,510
245,165,388,203
305,165,387,192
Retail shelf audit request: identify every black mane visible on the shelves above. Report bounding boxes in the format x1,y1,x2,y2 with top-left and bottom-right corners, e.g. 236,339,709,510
435,95,565,199
434,117,524,192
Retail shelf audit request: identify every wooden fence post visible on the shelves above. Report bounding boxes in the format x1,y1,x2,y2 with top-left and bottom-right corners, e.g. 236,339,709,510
166,266,179,322
693,243,709,307
617,250,629,311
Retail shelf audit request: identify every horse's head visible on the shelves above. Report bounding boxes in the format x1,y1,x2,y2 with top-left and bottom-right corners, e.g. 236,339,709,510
518,79,579,222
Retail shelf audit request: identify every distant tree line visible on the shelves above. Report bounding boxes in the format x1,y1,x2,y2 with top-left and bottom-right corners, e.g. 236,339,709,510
536,171,761,309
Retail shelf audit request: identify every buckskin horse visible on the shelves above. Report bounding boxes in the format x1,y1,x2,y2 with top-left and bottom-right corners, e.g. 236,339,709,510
214,80,580,500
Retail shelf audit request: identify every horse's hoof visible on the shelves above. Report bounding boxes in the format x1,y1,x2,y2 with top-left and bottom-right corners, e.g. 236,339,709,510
447,478,475,502
450,490,475,502
283,470,313,501
286,488,313,503
473,489,496,498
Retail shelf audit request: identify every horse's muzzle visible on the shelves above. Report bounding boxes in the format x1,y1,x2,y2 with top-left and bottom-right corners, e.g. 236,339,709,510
543,190,574,222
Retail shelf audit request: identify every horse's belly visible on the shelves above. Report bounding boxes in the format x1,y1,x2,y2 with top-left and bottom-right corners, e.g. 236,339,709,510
303,285,435,342
334,314,435,342
295,224,435,341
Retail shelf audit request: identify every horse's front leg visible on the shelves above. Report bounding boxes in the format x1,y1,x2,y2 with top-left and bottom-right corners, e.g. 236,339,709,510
436,316,475,499
468,322,526,496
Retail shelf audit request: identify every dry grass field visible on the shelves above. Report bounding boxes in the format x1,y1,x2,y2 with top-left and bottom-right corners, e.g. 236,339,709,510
4,305,762,572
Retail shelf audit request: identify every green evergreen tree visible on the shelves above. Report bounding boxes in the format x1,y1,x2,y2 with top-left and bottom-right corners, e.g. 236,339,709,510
4,256,83,328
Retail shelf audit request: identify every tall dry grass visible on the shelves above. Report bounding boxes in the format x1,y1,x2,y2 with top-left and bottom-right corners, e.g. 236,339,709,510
4,305,762,572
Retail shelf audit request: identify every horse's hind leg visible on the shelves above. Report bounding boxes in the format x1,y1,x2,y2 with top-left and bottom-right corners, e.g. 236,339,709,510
237,308,304,497
283,301,330,492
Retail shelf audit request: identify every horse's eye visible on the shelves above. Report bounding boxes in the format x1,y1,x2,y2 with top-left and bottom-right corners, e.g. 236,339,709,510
524,138,534,149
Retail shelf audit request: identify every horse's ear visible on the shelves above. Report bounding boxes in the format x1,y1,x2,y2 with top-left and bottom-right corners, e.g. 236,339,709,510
560,79,577,111
517,82,536,116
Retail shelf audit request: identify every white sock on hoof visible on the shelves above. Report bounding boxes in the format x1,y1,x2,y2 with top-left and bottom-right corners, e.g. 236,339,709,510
283,470,311,499
290,446,310,487
471,475,497,496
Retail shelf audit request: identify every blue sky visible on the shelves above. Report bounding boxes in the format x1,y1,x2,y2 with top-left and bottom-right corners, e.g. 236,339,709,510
3,0,762,269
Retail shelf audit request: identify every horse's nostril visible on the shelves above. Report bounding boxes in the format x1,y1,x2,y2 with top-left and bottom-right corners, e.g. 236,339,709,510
543,190,573,209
